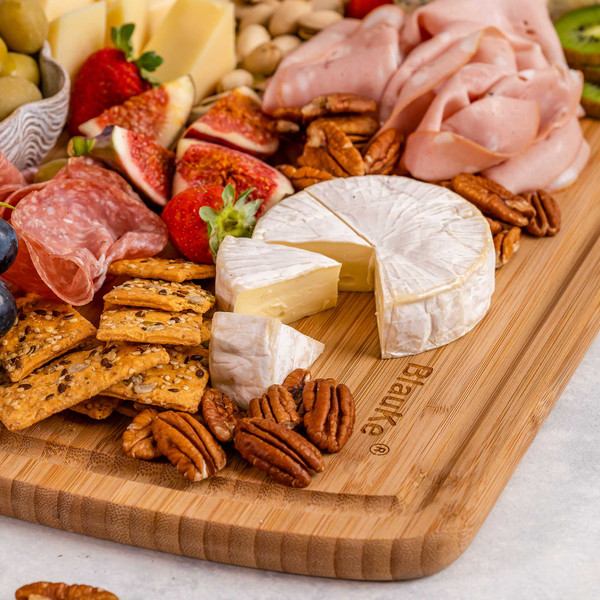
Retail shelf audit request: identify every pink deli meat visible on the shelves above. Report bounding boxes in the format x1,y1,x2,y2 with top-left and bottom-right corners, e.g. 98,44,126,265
3,158,167,304
264,0,589,193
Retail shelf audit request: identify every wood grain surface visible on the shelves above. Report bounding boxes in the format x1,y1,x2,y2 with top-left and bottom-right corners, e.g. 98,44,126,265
0,121,599,581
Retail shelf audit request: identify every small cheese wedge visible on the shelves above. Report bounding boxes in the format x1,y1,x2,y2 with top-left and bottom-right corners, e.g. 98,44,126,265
216,236,341,324
147,0,176,37
48,1,107,81
253,191,375,292
209,312,324,408
142,0,235,102
34,0,95,22
106,0,149,54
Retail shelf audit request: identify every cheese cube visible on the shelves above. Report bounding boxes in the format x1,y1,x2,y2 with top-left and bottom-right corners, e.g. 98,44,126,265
48,2,107,81
147,0,176,38
143,0,235,102
106,0,149,54
33,0,95,22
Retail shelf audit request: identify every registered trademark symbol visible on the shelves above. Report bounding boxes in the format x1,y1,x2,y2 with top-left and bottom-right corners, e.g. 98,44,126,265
370,443,390,456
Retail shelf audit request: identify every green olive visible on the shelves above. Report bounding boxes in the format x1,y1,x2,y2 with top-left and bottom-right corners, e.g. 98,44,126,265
2,52,40,86
0,39,7,74
0,1,49,55
34,158,68,183
0,76,43,121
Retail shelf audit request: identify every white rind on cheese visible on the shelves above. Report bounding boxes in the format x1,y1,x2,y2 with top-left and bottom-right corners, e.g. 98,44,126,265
303,176,495,358
209,312,324,408
215,236,341,324
253,191,375,292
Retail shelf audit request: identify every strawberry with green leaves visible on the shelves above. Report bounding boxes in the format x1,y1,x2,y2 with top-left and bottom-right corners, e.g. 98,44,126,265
68,24,163,136
161,184,262,264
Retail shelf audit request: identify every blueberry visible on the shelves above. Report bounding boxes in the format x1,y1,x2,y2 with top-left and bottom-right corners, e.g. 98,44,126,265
0,281,16,338
0,218,18,275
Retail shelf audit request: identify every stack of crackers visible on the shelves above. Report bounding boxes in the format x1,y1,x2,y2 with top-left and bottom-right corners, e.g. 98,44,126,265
0,258,216,431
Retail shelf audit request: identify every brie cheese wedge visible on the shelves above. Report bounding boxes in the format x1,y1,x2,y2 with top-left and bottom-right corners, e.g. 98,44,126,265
209,312,324,408
253,192,375,292
215,236,341,324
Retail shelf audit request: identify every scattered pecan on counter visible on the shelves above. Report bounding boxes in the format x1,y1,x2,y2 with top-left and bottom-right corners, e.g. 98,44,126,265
152,411,227,482
302,379,356,453
15,581,118,600
122,408,162,460
525,190,562,237
201,387,243,443
247,384,301,428
494,227,522,269
234,418,325,488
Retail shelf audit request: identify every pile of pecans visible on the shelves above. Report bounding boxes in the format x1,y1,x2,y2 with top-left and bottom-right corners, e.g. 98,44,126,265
15,581,118,600
122,368,356,489
444,173,562,269
274,93,404,190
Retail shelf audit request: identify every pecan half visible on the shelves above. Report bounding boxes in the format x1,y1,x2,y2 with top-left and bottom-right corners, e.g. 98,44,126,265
525,190,561,237
474,175,536,219
15,582,118,600
201,387,242,443
247,385,300,428
302,379,356,453
362,128,404,175
302,120,365,176
282,368,311,404
273,119,301,136
277,164,334,191
234,418,325,488
300,93,377,121
153,411,227,482
271,106,303,122
451,173,529,227
122,408,162,460
311,115,379,143
494,227,521,268
486,217,504,236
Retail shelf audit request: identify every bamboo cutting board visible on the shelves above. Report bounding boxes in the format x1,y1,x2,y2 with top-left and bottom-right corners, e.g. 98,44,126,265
0,121,598,581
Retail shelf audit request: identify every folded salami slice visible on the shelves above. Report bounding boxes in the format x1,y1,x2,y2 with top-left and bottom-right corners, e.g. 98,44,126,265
5,159,168,305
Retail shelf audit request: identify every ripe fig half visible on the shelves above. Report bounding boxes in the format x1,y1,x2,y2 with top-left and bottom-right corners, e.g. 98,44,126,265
184,86,279,157
173,139,293,217
69,126,175,206
78,76,195,148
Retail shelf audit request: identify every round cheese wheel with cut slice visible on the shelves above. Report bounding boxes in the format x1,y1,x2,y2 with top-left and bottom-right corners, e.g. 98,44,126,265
252,175,495,358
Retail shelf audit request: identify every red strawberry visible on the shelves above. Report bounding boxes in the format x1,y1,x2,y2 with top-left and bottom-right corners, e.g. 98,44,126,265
345,0,392,19
68,24,163,136
161,184,262,264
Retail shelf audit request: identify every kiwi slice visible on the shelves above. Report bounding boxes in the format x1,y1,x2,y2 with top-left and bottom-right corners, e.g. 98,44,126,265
582,81,600,119
555,6,600,68
582,64,600,83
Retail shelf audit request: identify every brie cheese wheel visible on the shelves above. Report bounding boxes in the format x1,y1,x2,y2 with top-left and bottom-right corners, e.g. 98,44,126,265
253,175,495,358
253,192,375,292
215,236,341,324
209,312,324,408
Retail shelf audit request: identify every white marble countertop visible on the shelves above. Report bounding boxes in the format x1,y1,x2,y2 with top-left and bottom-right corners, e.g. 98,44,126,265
0,336,598,599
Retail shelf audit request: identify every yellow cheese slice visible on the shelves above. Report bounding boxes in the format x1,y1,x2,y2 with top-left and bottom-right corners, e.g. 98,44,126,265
48,1,107,81
142,0,235,102
147,0,177,38
106,0,149,54
34,0,95,22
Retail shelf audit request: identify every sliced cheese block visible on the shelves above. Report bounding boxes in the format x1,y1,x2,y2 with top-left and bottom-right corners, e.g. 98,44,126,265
209,312,324,408
253,191,375,292
216,236,341,324
142,0,236,102
304,176,495,358
48,2,107,81
106,0,149,55
34,0,95,22
147,0,176,37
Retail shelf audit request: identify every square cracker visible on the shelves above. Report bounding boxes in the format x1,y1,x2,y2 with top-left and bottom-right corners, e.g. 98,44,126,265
0,342,169,431
103,279,215,314
107,257,216,283
0,294,97,382
70,396,122,420
97,307,203,346
103,347,209,412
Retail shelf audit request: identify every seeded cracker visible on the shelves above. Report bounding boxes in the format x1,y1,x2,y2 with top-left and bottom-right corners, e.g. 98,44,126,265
103,279,215,314
201,320,211,345
97,307,203,345
103,347,209,412
0,294,97,382
71,396,122,420
108,257,216,283
0,342,169,431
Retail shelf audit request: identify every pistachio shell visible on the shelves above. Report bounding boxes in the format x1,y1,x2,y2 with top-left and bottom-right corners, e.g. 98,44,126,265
238,1,279,29
268,0,312,37
236,23,271,61
298,10,343,40
242,41,283,76
271,34,302,56
217,69,255,93
310,0,344,13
